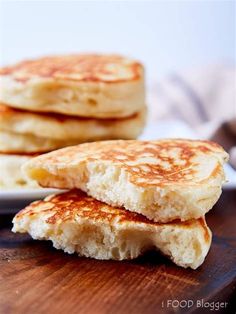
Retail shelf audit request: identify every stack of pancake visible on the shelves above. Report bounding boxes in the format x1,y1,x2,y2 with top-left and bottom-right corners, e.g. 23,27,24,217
0,54,146,188
13,139,228,269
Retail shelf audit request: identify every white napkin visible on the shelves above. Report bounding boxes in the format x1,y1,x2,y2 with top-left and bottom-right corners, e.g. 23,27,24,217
147,64,236,168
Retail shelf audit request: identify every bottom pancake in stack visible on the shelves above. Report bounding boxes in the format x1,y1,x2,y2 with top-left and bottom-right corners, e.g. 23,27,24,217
12,190,211,269
0,153,38,189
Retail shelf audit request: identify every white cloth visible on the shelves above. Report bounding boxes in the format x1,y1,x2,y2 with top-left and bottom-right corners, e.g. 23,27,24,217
148,64,236,167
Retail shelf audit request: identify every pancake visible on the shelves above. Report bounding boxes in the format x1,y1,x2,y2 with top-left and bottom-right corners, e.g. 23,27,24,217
12,190,212,269
0,130,79,153
0,104,146,142
0,54,145,118
23,139,228,222
0,153,39,189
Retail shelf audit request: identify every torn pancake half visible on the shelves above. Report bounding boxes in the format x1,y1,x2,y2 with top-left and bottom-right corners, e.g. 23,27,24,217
23,139,228,222
12,190,212,269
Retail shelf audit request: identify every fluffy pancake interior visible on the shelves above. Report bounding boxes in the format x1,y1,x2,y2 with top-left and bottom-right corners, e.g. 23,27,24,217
12,190,212,269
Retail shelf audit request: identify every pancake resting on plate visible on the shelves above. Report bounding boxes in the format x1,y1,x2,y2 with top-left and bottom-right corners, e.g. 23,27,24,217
12,190,212,269
0,153,38,189
0,104,146,147
0,54,145,118
23,139,228,223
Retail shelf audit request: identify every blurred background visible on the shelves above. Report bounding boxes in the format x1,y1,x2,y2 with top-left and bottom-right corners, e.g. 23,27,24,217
0,0,236,169
0,1,235,79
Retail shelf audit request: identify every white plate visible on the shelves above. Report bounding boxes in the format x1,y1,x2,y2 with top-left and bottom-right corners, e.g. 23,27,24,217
0,188,64,212
0,188,62,201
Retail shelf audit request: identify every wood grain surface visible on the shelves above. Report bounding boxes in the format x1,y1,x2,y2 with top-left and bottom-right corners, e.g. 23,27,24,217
0,189,235,314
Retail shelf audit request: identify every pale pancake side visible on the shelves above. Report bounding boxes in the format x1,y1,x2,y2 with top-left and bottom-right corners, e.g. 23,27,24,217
0,153,38,189
0,104,146,141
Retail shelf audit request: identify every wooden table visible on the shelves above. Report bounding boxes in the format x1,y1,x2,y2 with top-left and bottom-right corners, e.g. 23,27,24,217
0,189,235,314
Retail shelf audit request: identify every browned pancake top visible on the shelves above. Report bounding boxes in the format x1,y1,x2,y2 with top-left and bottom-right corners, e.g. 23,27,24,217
0,54,142,83
15,190,207,236
15,190,157,225
40,139,226,187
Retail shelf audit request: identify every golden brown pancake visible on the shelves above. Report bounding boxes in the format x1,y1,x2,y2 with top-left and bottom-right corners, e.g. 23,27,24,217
0,54,141,82
0,54,145,118
23,139,228,222
12,189,212,269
